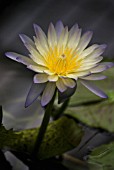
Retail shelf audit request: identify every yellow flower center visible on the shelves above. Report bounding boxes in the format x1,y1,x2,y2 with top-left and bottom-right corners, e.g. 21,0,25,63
45,46,81,76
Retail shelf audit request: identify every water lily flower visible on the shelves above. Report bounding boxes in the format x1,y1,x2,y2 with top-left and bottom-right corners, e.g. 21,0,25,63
5,21,114,107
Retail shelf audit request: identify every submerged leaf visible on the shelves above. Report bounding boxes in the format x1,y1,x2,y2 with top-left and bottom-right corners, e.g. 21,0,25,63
0,117,83,160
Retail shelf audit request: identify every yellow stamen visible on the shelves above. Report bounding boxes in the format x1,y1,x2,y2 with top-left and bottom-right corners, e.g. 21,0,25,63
45,46,82,76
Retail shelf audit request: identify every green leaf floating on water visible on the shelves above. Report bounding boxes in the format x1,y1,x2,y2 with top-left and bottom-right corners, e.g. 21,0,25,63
0,116,83,160
88,141,114,170
64,67,114,133
65,99,114,132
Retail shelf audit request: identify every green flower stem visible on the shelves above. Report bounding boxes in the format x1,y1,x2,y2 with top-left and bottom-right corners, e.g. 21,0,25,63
53,99,70,120
32,90,57,158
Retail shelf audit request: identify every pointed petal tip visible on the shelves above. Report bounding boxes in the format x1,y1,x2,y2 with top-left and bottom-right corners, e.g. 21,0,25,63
19,34,29,44
25,82,46,108
73,23,79,29
48,22,55,31
33,75,38,83
84,31,93,38
24,101,29,108
5,52,19,60
41,100,47,107
56,20,63,25
19,33,25,40
100,44,107,50
88,30,93,35
5,52,10,57
33,23,39,29
105,62,114,69
80,79,108,99
33,24,41,33
103,94,108,99
99,44,107,52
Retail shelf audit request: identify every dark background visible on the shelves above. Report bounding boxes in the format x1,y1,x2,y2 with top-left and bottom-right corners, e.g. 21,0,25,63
1,0,114,57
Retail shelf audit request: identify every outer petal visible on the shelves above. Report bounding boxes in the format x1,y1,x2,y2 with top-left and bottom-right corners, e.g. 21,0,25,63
91,62,114,73
80,74,107,80
48,23,57,48
48,75,58,82
56,78,67,92
5,52,36,66
77,31,93,53
55,20,64,39
62,78,76,88
58,83,77,103
19,34,36,50
27,65,47,73
28,45,46,66
25,82,46,107
41,82,56,106
34,73,48,83
80,79,108,98
85,44,107,59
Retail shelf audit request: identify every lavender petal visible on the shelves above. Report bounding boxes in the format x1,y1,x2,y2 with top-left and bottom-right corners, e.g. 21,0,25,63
25,82,46,108
80,79,108,98
80,74,107,81
91,62,114,73
19,34,36,50
55,20,64,38
5,52,36,66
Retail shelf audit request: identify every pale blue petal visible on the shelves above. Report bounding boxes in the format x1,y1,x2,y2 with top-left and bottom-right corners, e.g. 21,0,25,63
25,82,46,107
91,62,114,73
5,52,36,65
55,20,64,38
19,34,36,50
80,79,108,98
80,74,107,81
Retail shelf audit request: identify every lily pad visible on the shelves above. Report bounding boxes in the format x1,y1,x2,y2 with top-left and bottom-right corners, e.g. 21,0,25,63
88,141,114,170
65,99,114,132
0,116,83,160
